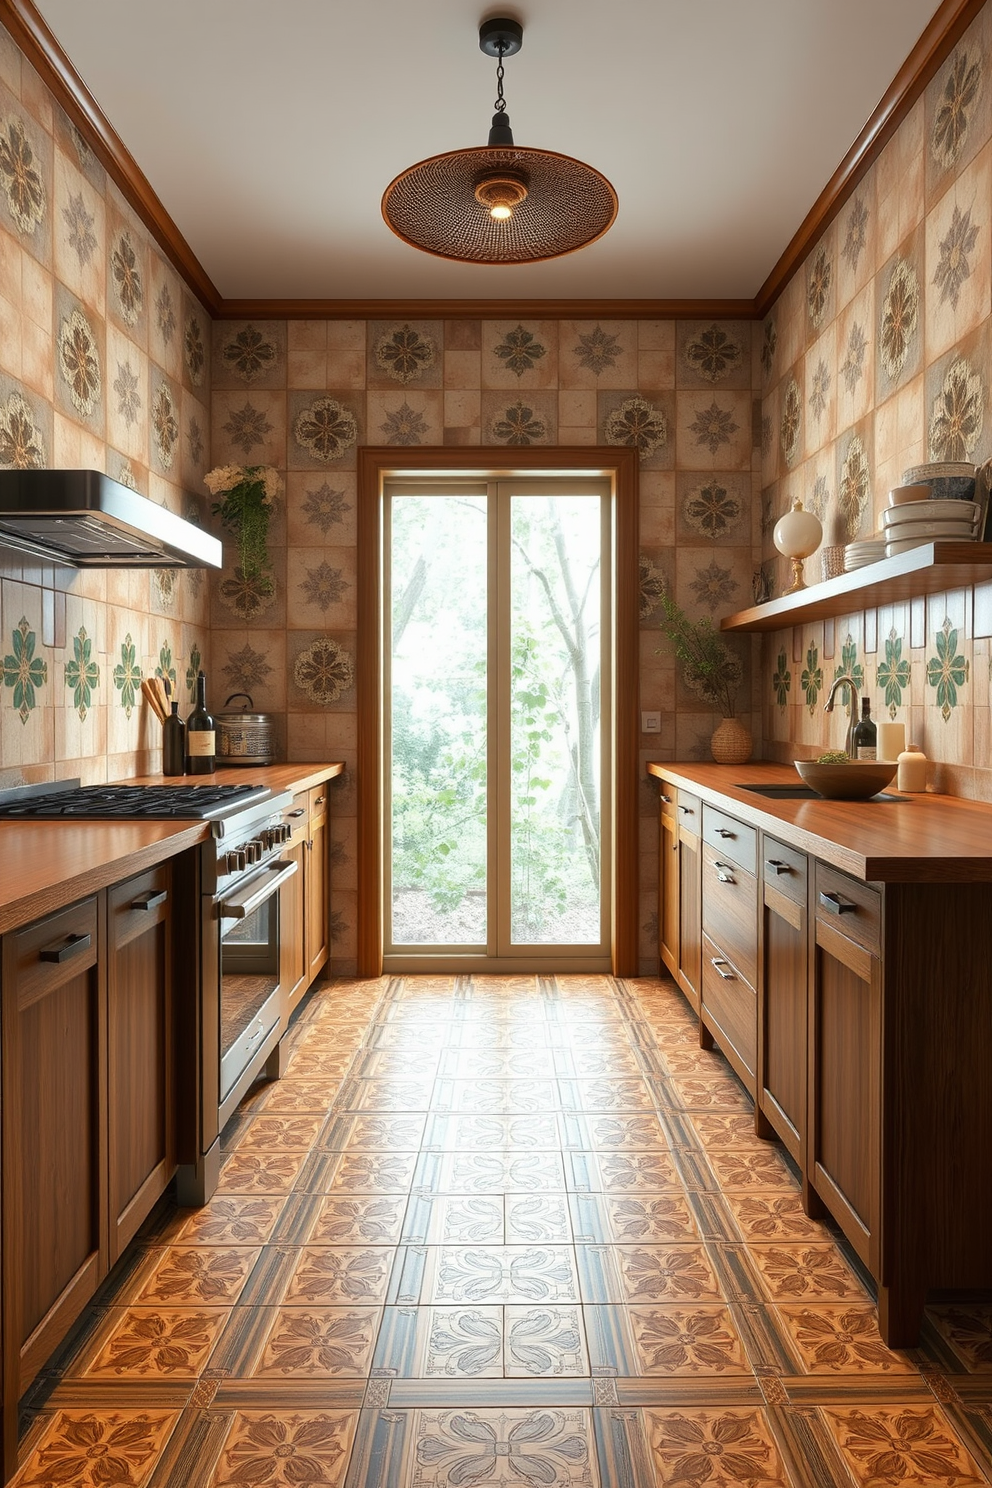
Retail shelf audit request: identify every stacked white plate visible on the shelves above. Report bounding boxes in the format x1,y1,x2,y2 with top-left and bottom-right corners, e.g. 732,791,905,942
901,460,976,502
882,498,980,556
844,539,888,571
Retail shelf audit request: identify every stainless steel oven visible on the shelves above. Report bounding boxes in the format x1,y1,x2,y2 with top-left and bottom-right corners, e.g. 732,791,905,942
217,854,297,1105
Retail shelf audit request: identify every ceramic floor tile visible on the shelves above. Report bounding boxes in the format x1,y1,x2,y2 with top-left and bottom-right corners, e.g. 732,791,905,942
611,1244,725,1302
774,1303,917,1374
425,1151,568,1195
505,1194,573,1244
175,1195,284,1245
928,1303,992,1371
310,1195,408,1245
627,1303,751,1376
425,1245,581,1305
645,1405,790,1487
10,1409,179,1488
210,1409,358,1486
747,1243,870,1302
253,1306,380,1377
821,1404,989,1487
328,1151,419,1192
723,1190,835,1243
401,1405,600,1486
671,1076,753,1112
504,1305,589,1376
282,1246,396,1304
237,1114,327,1150
705,1147,798,1190
572,1150,682,1190
81,1306,229,1377
604,1193,700,1242
134,1246,261,1305
320,1114,427,1150
217,1151,306,1194
425,1113,562,1149
257,1078,342,1113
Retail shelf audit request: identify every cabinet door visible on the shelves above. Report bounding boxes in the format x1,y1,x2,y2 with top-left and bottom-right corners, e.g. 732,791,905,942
107,866,175,1263
659,803,679,979
759,882,806,1163
305,784,329,984
281,840,307,1014
809,917,881,1272
676,827,701,1012
1,898,106,1396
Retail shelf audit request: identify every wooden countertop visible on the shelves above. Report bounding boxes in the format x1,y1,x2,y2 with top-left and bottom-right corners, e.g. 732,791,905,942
648,761,992,883
0,762,345,934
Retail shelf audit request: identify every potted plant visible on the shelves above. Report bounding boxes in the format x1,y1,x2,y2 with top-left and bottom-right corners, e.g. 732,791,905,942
658,589,750,763
204,464,282,595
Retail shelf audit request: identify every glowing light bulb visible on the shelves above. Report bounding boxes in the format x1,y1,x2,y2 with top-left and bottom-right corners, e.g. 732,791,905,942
490,203,512,220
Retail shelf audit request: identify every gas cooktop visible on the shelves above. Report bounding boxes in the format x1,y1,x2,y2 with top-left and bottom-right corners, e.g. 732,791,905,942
0,780,270,821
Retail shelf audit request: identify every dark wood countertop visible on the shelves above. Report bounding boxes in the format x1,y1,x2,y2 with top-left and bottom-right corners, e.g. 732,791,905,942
0,762,345,934
647,761,992,883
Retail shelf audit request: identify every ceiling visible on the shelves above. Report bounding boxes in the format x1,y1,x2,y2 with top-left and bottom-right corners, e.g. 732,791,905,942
35,0,944,302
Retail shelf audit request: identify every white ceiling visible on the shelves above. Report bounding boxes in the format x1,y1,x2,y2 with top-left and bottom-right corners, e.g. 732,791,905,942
36,0,943,301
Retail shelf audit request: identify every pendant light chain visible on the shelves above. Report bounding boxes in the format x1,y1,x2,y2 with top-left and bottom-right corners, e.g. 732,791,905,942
493,43,507,115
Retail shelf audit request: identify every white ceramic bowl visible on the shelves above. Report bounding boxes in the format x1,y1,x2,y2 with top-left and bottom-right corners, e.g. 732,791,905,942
884,518,978,542
888,484,932,506
881,499,978,525
886,537,934,556
902,461,975,482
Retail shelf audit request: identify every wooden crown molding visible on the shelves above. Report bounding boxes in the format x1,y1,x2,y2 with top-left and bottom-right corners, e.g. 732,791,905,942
2,0,982,324
754,0,987,318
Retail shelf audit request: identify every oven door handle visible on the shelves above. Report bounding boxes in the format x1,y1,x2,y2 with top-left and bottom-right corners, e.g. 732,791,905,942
218,859,298,920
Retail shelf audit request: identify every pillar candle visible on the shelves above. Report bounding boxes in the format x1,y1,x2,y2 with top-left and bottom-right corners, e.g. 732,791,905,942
877,721,906,762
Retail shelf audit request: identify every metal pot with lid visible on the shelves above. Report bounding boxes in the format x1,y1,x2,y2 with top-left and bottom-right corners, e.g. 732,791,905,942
214,693,275,766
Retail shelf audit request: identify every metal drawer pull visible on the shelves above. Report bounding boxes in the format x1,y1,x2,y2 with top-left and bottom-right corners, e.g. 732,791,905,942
131,889,168,911
678,803,692,813
39,931,91,964
715,827,735,838
245,1020,265,1048
819,890,856,914
314,795,325,806
660,793,672,803
288,808,306,819
710,957,735,980
765,859,789,875
714,863,735,883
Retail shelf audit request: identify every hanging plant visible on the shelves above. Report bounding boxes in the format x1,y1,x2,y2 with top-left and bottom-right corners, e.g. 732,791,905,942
204,463,282,594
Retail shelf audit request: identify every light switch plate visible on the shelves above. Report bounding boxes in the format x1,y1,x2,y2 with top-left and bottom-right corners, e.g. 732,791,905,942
641,711,661,733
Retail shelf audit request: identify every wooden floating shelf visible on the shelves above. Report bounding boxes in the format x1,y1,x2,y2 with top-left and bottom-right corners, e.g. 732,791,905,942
720,542,992,633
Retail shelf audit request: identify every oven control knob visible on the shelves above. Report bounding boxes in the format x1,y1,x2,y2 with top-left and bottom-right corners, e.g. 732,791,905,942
246,840,260,864
279,823,291,843
224,851,237,874
235,849,247,871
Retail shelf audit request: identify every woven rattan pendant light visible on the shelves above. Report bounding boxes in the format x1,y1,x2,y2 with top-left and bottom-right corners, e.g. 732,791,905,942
381,17,618,265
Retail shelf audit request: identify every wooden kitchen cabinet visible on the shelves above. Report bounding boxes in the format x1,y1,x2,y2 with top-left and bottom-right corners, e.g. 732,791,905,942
758,838,808,1167
658,788,702,1012
1,897,107,1412
659,791,679,978
305,783,329,984
107,864,175,1263
699,808,758,1092
280,781,331,1015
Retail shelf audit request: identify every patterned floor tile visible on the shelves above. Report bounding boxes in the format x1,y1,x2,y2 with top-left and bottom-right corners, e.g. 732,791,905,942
747,1243,869,1302
821,1403,989,1486
10,1410,179,1488
671,1076,753,1112
433,1079,561,1114
929,1303,992,1371
238,1114,326,1150
257,1078,342,1113
704,1147,797,1191
310,1195,408,1245
217,1151,306,1193
81,1307,228,1377
254,1306,380,1377
691,1112,769,1147
506,1195,573,1244
175,1195,283,1245
605,1193,700,1242
569,1150,682,1191
645,1405,789,1486
504,1306,589,1376
774,1303,917,1374
423,1151,568,1195
320,1114,426,1151
425,1245,581,1305
627,1304,751,1376
403,1406,600,1486
611,1244,724,1303
723,1191,833,1242
282,1246,395,1304
210,1409,358,1486
134,1246,260,1305
329,1151,418,1192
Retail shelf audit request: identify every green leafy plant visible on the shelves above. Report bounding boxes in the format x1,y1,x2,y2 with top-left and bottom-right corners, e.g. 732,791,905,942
204,464,282,593
657,589,742,718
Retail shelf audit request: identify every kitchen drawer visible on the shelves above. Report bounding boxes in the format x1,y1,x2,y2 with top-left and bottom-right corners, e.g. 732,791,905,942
284,791,309,846
702,931,757,1081
815,863,881,954
658,782,677,819
7,897,98,1009
675,791,702,833
701,842,757,988
309,782,329,828
761,837,807,905
702,804,756,874
108,865,171,950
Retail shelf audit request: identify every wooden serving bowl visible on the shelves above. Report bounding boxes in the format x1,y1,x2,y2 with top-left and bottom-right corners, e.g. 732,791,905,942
794,759,898,799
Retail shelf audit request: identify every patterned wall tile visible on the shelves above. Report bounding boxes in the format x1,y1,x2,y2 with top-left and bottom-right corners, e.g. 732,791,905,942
482,320,559,389
212,318,286,391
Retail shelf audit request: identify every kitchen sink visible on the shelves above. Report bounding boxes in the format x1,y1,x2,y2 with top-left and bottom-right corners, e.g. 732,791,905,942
738,783,905,802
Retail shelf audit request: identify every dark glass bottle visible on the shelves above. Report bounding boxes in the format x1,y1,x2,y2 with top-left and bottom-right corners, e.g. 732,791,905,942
186,670,216,775
853,696,877,760
162,700,186,776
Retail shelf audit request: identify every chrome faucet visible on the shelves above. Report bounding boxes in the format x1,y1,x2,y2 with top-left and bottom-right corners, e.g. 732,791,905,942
823,675,859,757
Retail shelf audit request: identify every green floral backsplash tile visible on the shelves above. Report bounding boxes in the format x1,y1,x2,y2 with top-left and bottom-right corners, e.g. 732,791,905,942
833,635,864,696
113,633,142,718
3,615,47,723
877,631,911,719
63,625,99,721
772,649,791,710
156,640,177,699
927,618,969,722
801,644,823,713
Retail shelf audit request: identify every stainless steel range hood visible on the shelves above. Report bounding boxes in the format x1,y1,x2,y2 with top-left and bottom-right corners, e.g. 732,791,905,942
0,470,223,568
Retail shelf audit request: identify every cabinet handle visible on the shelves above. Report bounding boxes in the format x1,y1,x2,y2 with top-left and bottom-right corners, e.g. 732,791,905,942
245,1019,265,1048
288,808,306,818
131,888,168,911
314,795,325,806
39,931,91,964
710,957,735,980
713,862,735,883
715,827,734,839
819,890,856,914
765,859,789,876
678,803,692,813
660,793,672,803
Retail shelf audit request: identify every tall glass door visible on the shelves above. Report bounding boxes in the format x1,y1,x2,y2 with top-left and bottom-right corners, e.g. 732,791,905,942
384,477,611,969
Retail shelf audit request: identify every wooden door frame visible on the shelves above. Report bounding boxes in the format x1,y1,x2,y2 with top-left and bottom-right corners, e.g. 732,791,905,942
357,445,640,978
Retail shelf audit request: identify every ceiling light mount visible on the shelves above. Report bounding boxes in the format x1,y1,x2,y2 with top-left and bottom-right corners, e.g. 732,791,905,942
381,15,617,265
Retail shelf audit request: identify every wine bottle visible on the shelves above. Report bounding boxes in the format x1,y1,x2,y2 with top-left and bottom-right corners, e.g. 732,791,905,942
853,696,877,760
162,700,186,776
186,670,216,775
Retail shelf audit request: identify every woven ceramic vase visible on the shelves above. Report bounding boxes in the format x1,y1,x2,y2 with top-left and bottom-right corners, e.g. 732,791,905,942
711,717,753,764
